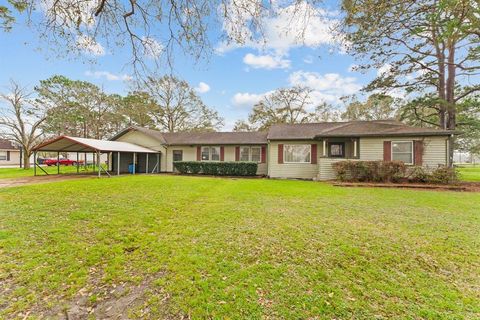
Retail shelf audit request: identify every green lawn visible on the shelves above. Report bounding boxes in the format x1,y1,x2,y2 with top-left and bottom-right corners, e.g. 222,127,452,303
0,165,103,179
457,165,480,182
0,176,479,319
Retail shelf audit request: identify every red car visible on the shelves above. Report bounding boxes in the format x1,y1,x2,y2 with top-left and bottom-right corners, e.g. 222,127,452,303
44,158,84,166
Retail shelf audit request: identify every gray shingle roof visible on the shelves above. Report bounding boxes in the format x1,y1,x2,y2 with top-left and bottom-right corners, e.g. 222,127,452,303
111,127,268,145
267,120,453,140
0,139,17,150
161,131,268,145
111,121,453,145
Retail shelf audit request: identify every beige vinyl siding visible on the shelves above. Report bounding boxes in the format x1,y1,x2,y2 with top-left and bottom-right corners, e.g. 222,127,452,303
318,158,352,180
359,136,448,168
114,131,167,171
422,137,449,168
0,149,21,166
268,141,320,179
165,146,197,172
166,145,268,175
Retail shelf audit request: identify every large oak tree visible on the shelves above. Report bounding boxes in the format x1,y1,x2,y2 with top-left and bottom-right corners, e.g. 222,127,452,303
342,0,479,162
144,75,224,132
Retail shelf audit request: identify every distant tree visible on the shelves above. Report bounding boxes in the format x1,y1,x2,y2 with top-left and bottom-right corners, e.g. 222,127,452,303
243,86,316,131
233,120,255,132
313,102,340,122
0,81,47,169
119,92,156,128
36,75,124,139
341,94,396,121
144,75,224,132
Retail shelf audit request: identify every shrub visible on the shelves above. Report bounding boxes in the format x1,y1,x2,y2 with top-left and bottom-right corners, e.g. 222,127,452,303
173,161,258,176
427,166,459,184
332,160,406,183
408,166,429,183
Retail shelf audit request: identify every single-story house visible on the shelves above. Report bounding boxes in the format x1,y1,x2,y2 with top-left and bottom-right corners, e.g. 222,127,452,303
0,139,20,167
110,120,453,180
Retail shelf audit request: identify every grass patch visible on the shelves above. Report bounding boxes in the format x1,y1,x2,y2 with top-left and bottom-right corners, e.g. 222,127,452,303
457,165,480,182
0,176,479,318
0,165,104,179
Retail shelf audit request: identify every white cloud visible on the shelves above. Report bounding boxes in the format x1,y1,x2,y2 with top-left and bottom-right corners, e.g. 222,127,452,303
218,2,343,56
289,70,362,104
231,92,266,108
195,82,211,93
142,36,163,58
77,35,105,56
85,71,132,81
243,53,291,69
377,63,393,77
303,55,314,64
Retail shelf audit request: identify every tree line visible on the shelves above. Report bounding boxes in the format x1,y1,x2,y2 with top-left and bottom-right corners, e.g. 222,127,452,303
0,75,224,168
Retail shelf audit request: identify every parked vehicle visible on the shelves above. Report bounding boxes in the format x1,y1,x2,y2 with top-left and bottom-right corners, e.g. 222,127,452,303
44,158,84,166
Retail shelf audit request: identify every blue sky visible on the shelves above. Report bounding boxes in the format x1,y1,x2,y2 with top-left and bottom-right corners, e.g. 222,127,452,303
0,2,379,130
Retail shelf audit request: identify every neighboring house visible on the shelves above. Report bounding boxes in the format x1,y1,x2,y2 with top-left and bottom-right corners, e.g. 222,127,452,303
0,139,21,167
111,120,453,180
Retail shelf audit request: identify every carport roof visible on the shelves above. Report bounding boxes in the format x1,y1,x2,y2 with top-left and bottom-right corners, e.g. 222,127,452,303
33,136,159,153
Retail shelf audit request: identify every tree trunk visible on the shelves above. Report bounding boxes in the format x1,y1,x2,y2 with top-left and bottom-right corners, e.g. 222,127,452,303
23,149,31,169
446,44,456,166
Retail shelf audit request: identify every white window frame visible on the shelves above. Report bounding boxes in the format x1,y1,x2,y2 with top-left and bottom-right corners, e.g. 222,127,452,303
391,141,414,165
239,146,262,162
283,144,311,164
0,151,7,161
201,146,221,161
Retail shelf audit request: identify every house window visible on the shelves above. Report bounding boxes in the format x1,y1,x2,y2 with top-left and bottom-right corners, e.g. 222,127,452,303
239,146,261,162
173,150,183,162
201,147,210,160
211,147,220,161
0,151,7,161
201,146,220,161
328,142,345,158
251,147,261,162
392,141,413,164
284,145,311,163
240,147,250,161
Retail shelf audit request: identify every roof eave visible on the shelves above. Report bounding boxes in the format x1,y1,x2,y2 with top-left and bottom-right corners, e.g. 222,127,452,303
313,131,456,139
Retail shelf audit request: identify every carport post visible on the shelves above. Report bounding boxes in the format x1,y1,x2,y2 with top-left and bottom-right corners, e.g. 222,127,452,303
117,152,120,176
157,153,160,173
133,152,136,174
33,151,37,176
57,152,60,175
97,151,101,178
76,152,79,174
146,153,149,174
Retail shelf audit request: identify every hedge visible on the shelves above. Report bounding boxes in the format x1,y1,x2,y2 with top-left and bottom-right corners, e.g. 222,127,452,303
332,160,459,184
173,161,258,176
332,160,406,182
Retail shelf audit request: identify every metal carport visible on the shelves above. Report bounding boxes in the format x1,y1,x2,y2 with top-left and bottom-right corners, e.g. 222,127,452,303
32,136,160,177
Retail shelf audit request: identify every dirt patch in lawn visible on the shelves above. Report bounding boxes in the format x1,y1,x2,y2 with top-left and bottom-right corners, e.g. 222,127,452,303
0,174,94,188
35,272,174,320
332,181,480,192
